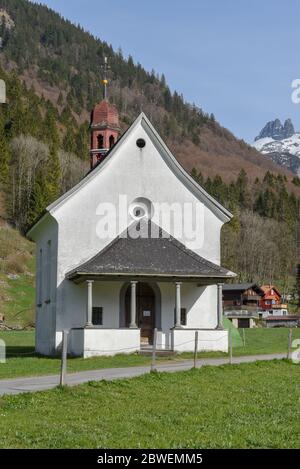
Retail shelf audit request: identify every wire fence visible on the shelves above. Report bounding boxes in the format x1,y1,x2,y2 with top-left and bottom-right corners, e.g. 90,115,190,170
1,327,300,384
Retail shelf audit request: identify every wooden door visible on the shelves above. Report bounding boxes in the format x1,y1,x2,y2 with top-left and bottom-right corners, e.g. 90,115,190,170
125,282,155,344
137,283,155,344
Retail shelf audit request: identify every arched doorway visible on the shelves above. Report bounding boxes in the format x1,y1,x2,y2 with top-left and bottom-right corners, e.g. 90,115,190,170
125,282,156,344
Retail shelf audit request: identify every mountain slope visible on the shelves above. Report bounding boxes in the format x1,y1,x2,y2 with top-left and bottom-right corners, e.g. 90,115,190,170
253,119,300,175
0,0,298,185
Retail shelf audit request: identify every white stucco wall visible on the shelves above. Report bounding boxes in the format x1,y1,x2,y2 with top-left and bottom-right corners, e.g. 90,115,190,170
172,329,228,352
69,328,141,357
32,216,58,355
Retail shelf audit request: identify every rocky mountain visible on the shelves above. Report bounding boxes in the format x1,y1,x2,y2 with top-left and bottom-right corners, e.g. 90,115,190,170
254,118,295,141
253,119,300,175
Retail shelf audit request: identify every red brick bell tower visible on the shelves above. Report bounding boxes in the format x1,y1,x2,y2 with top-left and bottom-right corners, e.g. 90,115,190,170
90,57,120,169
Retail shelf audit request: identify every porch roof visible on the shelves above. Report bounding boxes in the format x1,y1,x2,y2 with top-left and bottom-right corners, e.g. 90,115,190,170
66,219,236,283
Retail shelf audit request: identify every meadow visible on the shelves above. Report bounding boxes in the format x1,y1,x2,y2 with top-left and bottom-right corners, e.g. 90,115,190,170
0,360,299,448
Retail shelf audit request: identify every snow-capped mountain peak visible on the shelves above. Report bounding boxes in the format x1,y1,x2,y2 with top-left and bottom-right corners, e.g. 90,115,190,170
253,119,300,175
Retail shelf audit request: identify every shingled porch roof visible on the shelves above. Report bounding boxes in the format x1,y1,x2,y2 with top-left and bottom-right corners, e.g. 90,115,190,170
66,220,236,283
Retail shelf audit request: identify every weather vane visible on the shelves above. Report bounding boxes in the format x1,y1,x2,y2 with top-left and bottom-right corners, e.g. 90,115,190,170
101,56,110,101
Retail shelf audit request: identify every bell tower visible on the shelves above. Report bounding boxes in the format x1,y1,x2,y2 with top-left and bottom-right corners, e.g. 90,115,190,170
90,57,120,169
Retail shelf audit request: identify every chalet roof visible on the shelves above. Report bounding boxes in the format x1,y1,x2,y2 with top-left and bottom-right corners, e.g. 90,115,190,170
66,219,236,283
222,283,259,292
260,285,281,296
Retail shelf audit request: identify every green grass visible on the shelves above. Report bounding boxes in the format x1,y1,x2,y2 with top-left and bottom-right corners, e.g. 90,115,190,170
1,272,35,326
232,327,300,355
0,225,35,327
0,360,299,448
1,328,300,380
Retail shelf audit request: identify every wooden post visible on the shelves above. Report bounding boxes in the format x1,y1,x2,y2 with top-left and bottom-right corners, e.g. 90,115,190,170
193,330,199,369
287,328,292,360
242,328,246,347
151,328,158,372
60,330,68,386
229,328,233,364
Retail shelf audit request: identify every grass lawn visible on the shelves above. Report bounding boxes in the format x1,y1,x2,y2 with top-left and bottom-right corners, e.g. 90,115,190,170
1,328,300,380
0,360,299,448
0,226,35,327
0,271,35,326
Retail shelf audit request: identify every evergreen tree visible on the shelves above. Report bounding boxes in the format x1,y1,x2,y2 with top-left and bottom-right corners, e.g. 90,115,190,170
235,169,249,208
75,124,89,159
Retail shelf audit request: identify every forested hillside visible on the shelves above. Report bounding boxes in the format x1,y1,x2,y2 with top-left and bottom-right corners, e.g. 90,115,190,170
0,0,298,182
0,0,299,304
191,169,299,298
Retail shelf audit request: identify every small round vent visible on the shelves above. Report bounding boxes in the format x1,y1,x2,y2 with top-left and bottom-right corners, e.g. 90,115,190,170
136,138,146,148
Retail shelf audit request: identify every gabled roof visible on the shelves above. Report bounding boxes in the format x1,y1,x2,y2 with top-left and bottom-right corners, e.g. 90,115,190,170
66,219,236,282
260,285,281,296
222,283,263,294
54,114,232,215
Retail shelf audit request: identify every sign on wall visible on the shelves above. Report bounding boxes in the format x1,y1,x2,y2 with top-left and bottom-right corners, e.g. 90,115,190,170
0,79,6,103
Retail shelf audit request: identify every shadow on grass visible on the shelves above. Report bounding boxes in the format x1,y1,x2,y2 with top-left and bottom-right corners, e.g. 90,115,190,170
5,345,36,358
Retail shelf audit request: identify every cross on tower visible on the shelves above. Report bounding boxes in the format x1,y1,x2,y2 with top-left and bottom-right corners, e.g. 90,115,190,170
101,56,110,101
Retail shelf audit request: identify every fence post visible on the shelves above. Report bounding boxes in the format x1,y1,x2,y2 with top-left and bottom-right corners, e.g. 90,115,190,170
287,328,292,360
242,328,246,347
193,330,199,369
151,328,157,372
60,330,68,386
229,328,233,364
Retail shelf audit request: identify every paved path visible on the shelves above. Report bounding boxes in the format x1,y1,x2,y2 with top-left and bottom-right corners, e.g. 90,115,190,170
0,353,285,396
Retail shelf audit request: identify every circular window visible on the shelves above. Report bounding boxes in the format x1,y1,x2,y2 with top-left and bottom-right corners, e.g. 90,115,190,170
136,138,146,148
133,206,145,218
129,197,153,220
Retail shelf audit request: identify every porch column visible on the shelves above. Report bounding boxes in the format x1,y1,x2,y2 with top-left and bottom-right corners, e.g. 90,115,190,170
86,280,94,327
129,281,138,328
175,282,182,328
216,283,223,329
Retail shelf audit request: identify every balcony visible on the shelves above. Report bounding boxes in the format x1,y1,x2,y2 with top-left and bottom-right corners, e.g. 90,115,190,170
224,306,260,318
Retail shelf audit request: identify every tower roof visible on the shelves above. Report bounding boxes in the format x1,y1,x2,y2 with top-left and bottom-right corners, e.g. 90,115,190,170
91,99,119,128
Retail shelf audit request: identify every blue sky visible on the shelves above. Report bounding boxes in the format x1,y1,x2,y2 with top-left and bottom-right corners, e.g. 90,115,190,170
33,0,300,142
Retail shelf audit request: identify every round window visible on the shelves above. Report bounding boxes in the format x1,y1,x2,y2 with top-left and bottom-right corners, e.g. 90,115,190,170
136,138,146,148
129,197,153,220
133,206,145,218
